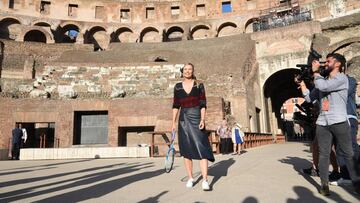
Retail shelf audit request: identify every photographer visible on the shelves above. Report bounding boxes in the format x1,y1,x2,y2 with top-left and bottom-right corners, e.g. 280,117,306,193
297,53,359,196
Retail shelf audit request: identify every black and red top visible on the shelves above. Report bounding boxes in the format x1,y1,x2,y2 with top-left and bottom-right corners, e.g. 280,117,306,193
173,81,207,109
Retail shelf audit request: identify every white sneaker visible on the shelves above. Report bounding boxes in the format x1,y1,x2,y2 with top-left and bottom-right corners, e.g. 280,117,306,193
330,178,352,186
186,178,194,188
202,180,210,191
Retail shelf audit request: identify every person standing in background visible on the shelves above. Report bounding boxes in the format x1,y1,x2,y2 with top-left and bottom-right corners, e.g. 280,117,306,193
12,124,23,160
231,123,244,155
217,119,231,154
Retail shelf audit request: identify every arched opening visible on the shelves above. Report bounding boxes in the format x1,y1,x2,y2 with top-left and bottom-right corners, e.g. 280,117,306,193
58,24,80,43
217,22,237,37
280,97,312,141
84,26,108,51
244,18,259,33
190,25,210,40
24,30,47,43
263,68,303,138
0,17,21,40
111,27,133,43
140,27,160,43
34,22,51,27
164,26,184,42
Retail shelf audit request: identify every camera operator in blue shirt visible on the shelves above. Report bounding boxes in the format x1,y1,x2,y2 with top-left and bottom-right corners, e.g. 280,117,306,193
297,53,360,196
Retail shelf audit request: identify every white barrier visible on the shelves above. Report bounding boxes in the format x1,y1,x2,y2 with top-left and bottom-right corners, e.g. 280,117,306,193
19,147,150,160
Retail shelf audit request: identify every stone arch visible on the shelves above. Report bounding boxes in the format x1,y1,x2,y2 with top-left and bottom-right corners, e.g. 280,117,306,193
60,21,82,30
0,17,21,40
329,38,360,74
217,22,237,37
263,68,302,129
32,20,55,29
329,37,360,53
244,18,259,33
164,26,184,42
0,16,22,24
84,26,109,50
57,23,81,43
23,30,47,43
139,27,160,43
111,27,135,43
190,24,210,40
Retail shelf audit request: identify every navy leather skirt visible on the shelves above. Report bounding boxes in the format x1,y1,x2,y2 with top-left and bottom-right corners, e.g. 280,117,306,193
178,107,215,162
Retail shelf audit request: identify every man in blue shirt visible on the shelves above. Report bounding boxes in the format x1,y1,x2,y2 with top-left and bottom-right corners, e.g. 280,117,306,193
298,53,359,195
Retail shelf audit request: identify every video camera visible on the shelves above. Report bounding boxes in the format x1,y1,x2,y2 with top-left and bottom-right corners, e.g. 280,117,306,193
293,103,314,123
295,48,325,85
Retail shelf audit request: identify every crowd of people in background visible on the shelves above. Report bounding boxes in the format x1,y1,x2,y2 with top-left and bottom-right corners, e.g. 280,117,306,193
253,8,312,32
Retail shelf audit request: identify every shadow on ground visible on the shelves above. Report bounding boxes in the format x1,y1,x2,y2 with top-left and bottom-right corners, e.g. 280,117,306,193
279,156,355,203
0,159,93,176
0,162,163,202
137,191,169,203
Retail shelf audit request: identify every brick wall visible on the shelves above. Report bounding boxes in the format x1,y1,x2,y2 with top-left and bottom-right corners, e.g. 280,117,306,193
0,97,223,151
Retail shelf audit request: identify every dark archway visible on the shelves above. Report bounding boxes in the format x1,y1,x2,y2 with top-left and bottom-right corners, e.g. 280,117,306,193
57,24,80,43
34,22,51,27
84,26,107,50
0,17,21,40
110,27,133,43
217,22,237,37
263,68,302,130
190,24,210,40
139,27,159,43
164,26,184,42
24,30,47,43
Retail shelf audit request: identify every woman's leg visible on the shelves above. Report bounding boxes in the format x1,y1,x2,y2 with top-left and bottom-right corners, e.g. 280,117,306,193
233,143,237,154
184,158,193,179
237,144,241,154
200,159,208,181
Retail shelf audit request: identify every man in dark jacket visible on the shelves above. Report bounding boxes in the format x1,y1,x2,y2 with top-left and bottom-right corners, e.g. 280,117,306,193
12,124,23,160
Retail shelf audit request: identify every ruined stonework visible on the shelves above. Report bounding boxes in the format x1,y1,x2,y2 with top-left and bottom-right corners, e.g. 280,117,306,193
0,0,359,159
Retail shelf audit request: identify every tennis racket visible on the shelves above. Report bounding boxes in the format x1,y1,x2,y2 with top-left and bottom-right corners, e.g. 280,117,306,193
165,130,176,173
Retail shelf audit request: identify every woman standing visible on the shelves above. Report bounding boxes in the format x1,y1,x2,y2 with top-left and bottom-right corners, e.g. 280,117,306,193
172,63,215,191
217,119,232,154
231,123,245,155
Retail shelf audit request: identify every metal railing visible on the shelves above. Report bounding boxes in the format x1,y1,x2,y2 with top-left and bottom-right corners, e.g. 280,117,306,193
253,10,312,32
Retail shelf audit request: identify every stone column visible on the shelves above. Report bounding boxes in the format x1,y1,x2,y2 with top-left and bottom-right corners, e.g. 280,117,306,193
23,57,35,79
76,32,85,44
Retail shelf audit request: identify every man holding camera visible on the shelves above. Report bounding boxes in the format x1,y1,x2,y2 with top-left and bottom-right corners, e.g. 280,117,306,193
298,53,359,196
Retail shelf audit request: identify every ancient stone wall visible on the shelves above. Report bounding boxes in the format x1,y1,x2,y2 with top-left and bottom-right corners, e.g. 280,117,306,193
1,0,359,23
0,39,92,70
1,0,358,50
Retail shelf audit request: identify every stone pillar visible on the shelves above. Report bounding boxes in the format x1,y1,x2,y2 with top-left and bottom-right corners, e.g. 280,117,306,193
23,57,35,79
228,95,249,130
76,32,85,44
